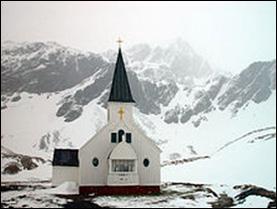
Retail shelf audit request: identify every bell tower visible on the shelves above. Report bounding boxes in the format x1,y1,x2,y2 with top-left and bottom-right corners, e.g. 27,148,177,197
107,39,135,124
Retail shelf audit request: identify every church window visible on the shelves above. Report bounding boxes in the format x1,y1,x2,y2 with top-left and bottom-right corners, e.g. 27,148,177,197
111,133,117,143
126,133,132,143
143,158,150,167
118,129,125,142
92,157,99,167
112,160,135,172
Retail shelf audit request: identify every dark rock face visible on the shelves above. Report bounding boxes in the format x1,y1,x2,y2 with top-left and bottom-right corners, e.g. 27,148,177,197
234,184,276,208
56,69,179,122
1,42,109,94
2,42,180,121
1,145,46,175
192,116,207,128
38,133,51,151
193,95,212,115
210,193,234,208
164,105,181,124
164,60,276,126
11,95,21,102
20,156,38,170
2,42,275,124
3,162,22,174
64,106,83,122
217,61,275,111
73,68,113,106
36,130,65,151
56,101,73,117
252,86,271,103
130,73,179,115
206,75,227,100
180,108,193,124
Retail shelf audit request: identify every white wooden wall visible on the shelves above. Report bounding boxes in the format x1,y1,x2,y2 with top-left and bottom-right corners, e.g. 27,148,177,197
79,102,161,186
52,166,79,186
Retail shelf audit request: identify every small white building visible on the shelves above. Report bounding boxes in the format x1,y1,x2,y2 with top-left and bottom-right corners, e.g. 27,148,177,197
52,46,161,195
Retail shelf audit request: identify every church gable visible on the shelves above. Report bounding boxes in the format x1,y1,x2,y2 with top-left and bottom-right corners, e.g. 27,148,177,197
120,120,162,153
80,121,133,152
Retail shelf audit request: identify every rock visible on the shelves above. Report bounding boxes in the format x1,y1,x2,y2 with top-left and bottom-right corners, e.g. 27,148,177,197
192,116,207,128
210,193,234,208
3,162,22,174
252,87,271,103
64,106,83,122
194,90,205,100
38,133,51,151
206,75,227,100
56,101,73,117
193,95,212,115
187,145,198,155
234,185,276,201
268,200,276,208
180,108,193,124
217,60,275,112
164,105,181,124
11,95,21,102
20,156,38,170
1,42,108,94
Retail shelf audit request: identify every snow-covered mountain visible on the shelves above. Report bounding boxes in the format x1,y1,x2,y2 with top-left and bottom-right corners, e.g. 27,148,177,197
163,60,276,125
1,40,276,202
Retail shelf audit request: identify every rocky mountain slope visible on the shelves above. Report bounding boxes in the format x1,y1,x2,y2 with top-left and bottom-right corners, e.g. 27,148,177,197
2,41,275,124
164,60,276,126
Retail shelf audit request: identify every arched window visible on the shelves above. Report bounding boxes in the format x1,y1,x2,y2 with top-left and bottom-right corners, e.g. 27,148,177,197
118,129,125,142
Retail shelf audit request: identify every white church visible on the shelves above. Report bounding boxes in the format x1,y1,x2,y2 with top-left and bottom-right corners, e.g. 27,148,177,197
52,43,161,195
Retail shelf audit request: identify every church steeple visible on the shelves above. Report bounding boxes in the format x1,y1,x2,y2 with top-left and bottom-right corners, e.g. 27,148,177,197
108,43,135,103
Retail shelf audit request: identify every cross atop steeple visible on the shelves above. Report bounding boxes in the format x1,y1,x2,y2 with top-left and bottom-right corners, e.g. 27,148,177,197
117,37,123,48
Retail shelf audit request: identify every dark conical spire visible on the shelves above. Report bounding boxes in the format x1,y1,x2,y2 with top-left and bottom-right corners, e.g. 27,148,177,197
108,48,135,103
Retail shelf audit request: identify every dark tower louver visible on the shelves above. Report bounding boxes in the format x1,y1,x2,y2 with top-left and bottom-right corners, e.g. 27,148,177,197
108,48,135,103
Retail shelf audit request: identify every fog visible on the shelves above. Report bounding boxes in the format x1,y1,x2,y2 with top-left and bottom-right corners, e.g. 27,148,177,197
1,1,276,72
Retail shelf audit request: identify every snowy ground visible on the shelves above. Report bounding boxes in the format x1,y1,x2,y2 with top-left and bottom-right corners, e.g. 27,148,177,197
1,182,275,208
1,182,100,208
162,126,276,190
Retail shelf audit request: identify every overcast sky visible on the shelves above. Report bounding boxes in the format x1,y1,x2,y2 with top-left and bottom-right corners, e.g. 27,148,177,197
1,1,276,73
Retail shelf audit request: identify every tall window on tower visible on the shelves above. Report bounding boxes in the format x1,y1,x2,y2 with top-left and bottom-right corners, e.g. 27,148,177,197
111,133,117,143
126,133,132,143
118,129,124,142
112,160,135,172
